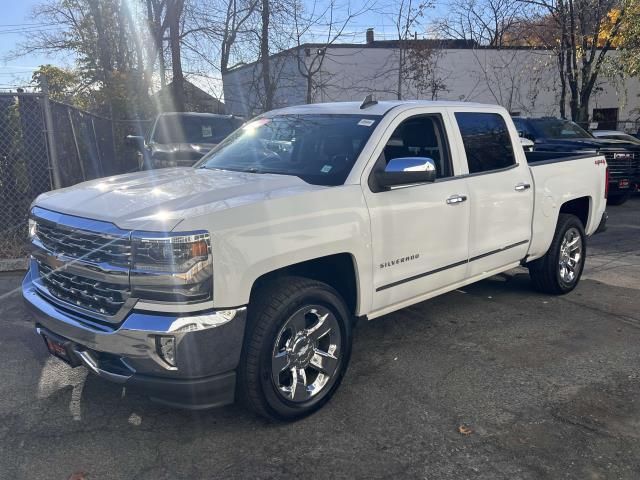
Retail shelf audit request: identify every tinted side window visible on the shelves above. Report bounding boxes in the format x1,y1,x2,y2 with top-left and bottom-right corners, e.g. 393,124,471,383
455,113,516,174
383,115,453,179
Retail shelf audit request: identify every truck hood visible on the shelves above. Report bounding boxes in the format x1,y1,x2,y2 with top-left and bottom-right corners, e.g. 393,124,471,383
35,167,324,231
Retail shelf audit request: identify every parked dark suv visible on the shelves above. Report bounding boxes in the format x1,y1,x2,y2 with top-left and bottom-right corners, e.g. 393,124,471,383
128,112,244,169
513,117,639,205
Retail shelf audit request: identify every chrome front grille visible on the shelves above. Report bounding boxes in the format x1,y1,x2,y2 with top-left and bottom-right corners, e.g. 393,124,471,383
603,151,636,180
36,222,131,267
37,261,130,316
31,207,133,322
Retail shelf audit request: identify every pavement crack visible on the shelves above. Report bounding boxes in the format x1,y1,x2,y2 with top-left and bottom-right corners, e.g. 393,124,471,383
558,295,640,329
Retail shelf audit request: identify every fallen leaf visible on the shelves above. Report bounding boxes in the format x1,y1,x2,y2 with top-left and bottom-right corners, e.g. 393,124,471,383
68,472,88,480
458,425,474,436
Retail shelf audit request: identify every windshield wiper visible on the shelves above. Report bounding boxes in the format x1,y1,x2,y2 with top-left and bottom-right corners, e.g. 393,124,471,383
199,165,263,173
200,165,285,175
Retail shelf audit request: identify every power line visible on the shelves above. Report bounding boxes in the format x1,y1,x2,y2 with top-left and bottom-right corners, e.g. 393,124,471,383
0,22,59,26
0,27,61,35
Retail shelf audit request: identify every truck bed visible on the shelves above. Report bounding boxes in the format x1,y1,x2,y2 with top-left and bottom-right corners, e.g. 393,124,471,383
525,151,597,165
526,152,607,262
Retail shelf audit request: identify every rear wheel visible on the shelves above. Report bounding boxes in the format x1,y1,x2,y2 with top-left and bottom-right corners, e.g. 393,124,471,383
607,193,629,206
528,213,586,295
238,276,353,421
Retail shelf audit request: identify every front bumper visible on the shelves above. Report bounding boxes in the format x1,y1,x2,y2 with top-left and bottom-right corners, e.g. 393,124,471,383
23,274,247,409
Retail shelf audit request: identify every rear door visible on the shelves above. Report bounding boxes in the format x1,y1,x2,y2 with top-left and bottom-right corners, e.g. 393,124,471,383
450,109,533,278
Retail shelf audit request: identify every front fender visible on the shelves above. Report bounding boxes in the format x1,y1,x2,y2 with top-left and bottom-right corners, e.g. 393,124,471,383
177,185,373,314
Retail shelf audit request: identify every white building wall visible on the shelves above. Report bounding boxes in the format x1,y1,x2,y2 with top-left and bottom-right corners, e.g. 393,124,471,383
223,46,640,123
223,54,306,117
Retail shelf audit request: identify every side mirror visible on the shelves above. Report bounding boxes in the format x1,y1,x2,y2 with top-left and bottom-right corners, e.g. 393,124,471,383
375,157,437,188
519,137,535,152
126,135,146,151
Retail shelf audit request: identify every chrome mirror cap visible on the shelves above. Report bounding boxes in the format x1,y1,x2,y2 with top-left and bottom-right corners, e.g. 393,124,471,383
375,157,437,189
385,157,436,173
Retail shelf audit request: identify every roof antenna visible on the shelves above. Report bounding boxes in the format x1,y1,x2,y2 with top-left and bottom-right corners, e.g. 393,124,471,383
360,94,378,109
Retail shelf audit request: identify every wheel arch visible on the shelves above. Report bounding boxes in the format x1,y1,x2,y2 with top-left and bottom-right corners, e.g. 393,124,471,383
528,194,593,262
249,253,361,317
559,196,591,229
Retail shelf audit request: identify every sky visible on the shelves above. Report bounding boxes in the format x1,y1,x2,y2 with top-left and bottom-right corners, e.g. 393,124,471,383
0,0,444,91
0,0,62,89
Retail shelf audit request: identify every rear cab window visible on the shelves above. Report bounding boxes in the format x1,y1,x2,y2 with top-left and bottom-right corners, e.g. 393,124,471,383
512,117,534,141
454,112,516,174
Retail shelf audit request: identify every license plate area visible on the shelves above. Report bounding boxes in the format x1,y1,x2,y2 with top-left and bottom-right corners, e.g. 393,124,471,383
39,329,82,367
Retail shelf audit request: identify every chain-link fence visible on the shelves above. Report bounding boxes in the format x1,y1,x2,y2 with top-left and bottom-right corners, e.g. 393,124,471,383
0,93,52,259
0,91,149,262
48,102,150,186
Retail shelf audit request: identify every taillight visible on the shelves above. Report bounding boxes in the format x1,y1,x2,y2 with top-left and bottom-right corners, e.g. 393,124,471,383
605,166,609,199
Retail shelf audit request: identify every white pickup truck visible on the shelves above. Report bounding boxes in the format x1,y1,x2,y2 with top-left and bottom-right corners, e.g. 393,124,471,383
23,100,608,421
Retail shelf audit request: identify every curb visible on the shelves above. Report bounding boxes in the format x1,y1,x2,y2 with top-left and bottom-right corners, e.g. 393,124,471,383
0,258,28,272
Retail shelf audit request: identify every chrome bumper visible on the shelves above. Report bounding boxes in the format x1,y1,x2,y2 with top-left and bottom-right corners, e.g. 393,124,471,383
23,273,247,408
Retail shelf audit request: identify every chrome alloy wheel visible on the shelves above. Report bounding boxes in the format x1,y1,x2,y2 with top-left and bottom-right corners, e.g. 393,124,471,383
558,227,582,284
271,306,341,402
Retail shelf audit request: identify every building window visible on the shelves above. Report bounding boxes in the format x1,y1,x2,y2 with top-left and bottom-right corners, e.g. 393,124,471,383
592,108,619,131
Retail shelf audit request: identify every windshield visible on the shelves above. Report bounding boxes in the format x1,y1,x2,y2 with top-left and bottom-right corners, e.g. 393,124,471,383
151,115,241,144
528,119,592,139
196,114,380,186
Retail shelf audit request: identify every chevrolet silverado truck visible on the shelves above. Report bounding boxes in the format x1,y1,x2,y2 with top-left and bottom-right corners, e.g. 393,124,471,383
24,100,608,421
512,116,639,205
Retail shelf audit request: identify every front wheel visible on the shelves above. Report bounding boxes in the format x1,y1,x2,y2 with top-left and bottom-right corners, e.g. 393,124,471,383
528,213,586,294
238,276,353,421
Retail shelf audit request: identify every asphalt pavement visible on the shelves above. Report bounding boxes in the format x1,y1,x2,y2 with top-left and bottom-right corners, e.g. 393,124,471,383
1,197,639,480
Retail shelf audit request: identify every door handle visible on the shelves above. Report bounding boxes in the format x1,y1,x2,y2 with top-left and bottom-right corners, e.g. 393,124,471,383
446,194,468,205
515,182,531,191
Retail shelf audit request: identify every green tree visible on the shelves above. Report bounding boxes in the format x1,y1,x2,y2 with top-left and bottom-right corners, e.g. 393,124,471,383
20,0,176,119
30,65,91,108
519,0,628,123
619,1,640,76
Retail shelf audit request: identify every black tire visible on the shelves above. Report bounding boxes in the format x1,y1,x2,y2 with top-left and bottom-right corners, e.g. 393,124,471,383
238,276,353,421
607,193,629,206
528,213,586,295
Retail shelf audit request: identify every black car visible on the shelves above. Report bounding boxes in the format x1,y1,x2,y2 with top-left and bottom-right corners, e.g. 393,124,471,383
128,112,244,169
513,117,639,205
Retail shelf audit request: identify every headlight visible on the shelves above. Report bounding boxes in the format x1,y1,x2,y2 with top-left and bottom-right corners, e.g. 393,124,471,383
28,218,38,240
131,231,213,304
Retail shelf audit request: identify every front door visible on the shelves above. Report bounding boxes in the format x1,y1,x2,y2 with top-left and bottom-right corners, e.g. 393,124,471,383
363,111,470,313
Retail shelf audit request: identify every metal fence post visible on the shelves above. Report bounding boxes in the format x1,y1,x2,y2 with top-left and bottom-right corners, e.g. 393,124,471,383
41,76,62,189
67,106,87,181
